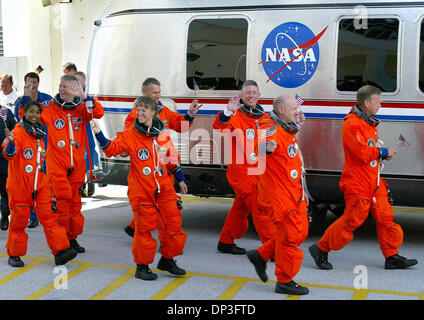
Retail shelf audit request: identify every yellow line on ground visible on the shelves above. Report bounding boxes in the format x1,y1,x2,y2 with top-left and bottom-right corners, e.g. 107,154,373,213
18,256,131,270
8,255,423,300
352,289,370,300
219,278,249,300
68,260,133,269
150,275,193,300
393,206,424,214
301,282,424,300
180,196,234,204
25,263,93,300
356,287,424,299
184,271,263,282
93,195,127,200
90,268,135,300
285,295,302,300
0,257,49,287
300,282,359,292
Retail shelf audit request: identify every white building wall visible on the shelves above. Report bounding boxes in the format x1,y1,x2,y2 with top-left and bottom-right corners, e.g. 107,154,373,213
53,0,111,88
0,0,110,95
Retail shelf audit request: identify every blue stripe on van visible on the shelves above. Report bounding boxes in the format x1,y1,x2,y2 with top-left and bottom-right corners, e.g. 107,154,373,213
103,107,424,121
104,107,133,113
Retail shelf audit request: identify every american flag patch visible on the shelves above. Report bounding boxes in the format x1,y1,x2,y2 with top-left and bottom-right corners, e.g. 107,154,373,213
261,125,277,139
355,133,362,143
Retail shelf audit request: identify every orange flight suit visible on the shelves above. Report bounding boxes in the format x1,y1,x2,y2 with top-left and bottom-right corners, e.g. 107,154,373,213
254,116,309,284
100,124,187,265
126,102,191,230
40,97,104,241
317,109,403,258
213,106,275,245
2,123,70,257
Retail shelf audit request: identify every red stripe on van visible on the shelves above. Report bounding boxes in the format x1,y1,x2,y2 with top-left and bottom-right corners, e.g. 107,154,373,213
95,96,137,102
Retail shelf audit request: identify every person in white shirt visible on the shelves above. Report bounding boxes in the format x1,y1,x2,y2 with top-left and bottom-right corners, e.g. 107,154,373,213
0,74,19,114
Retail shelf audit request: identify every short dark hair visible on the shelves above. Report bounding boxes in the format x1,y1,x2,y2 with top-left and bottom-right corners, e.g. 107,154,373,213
63,62,78,72
134,96,157,115
23,101,42,114
357,85,381,107
241,79,259,92
142,78,161,91
24,72,40,83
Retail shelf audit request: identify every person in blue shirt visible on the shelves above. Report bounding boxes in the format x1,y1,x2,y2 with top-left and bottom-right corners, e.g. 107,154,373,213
14,73,53,121
74,71,98,197
14,72,53,228
0,107,16,231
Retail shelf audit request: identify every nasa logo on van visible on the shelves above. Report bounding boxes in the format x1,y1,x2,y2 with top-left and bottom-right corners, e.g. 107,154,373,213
261,22,327,88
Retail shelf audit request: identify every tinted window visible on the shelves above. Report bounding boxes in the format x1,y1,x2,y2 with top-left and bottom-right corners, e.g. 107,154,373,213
337,18,399,92
187,18,248,90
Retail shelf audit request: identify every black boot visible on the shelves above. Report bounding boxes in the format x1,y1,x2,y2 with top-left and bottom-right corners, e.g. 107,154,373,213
70,239,85,253
135,264,158,280
309,244,333,270
28,219,39,229
0,214,9,231
124,225,135,238
8,256,24,268
55,247,78,265
275,281,309,295
217,241,246,255
157,256,186,275
385,254,418,269
247,250,268,282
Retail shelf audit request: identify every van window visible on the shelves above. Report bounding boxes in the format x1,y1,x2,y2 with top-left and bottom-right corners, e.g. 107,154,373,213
337,18,399,92
419,20,424,93
186,18,248,91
